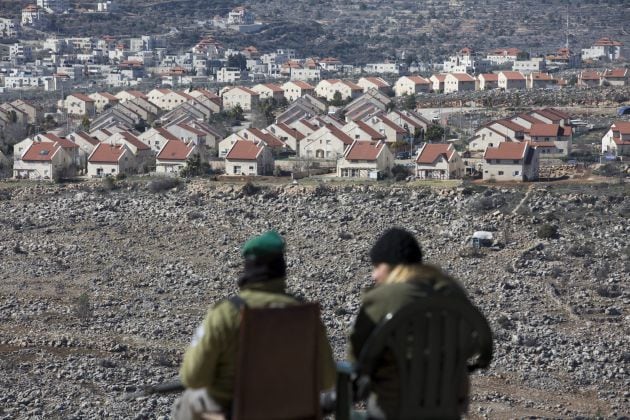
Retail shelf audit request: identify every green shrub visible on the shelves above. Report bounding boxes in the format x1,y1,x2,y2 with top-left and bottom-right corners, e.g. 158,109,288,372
242,181,260,196
148,177,181,193
391,164,410,181
74,292,92,321
537,224,559,239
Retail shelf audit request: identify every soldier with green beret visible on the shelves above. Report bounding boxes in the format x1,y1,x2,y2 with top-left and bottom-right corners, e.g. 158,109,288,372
172,231,337,419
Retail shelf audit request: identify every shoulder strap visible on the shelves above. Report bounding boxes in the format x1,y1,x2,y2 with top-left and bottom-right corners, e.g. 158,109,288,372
228,295,248,311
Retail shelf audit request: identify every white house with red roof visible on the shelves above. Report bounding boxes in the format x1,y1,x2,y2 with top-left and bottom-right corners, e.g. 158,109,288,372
281,81,315,102
486,48,521,65
581,38,623,61
498,71,526,90
601,121,630,157
103,131,154,171
336,140,393,179
600,68,628,86
166,123,209,147
301,123,354,159
477,73,499,90
483,142,539,181
221,86,259,111
444,73,476,93
13,141,75,180
342,120,387,142
87,143,135,177
156,140,199,174
266,122,304,153
526,72,557,89
187,89,223,112
315,79,363,101
429,74,446,93
64,93,96,116
469,125,512,152
66,131,100,172
252,83,285,102
528,123,572,157
415,143,464,179
357,77,391,94
139,127,180,152
115,90,148,103
578,70,601,88
147,88,173,108
224,140,273,176
89,92,119,112
363,114,407,143
394,76,431,96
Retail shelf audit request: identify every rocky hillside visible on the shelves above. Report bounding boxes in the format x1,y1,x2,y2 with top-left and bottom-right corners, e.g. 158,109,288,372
0,179,628,418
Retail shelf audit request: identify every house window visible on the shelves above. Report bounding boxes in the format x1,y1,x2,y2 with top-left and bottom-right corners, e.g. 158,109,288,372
513,171,520,176
498,171,504,175
249,166,254,171
233,166,241,174
111,168,116,173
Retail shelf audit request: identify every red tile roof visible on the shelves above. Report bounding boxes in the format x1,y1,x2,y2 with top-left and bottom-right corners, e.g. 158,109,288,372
355,120,386,140
479,73,499,81
492,119,526,133
580,71,600,80
431,74,447,82
345,140,385,160
416,143,455,164
531,109,563,122
247,128,285,148
593,37,623,47
362,77,390,88
484,142,528,160
227,86,259,96
22,142,61,162
177,123,208,136
530,72,554,81
530,123,561,137
156,127,180,141
500,71,526,80
276,123,305,140
71,131,100,146
376,115,407,134
342,80,363,91
89,144,126,163
449,73,476,82
96,92,119,100
226,140,264,160
612,121,630,135
326,124,354,145
118,131,150,150
405,75,430,84
297,119,319,132
69,93,95,102
157,140,195,161
601,68,628,78
288,81,314,90
261,83,284,92
515,113,544,125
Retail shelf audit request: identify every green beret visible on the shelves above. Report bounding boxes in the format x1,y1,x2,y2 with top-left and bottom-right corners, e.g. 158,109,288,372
241,230,285,258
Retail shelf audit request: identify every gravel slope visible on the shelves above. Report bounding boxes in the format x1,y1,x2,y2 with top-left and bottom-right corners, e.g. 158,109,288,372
0,179,628,419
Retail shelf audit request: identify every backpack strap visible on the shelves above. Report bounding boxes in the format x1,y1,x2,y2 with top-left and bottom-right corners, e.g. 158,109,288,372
228,295,248,311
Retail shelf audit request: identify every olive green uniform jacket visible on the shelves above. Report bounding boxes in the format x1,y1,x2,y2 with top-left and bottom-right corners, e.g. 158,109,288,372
180,279,337,409
349,264,492,419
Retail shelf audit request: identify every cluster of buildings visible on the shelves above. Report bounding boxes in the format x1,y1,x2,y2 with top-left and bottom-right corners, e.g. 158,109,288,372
1,19,626,94
7,76,628,182
16,72,623,184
